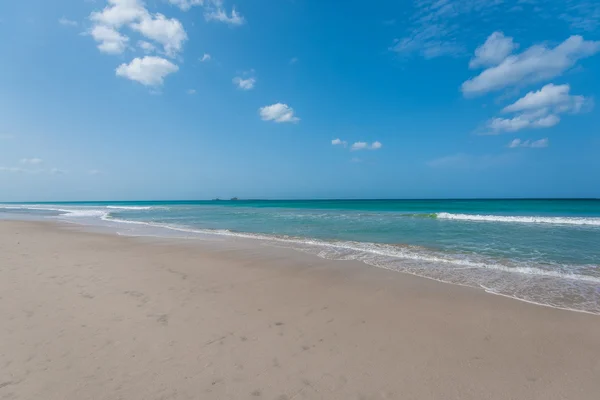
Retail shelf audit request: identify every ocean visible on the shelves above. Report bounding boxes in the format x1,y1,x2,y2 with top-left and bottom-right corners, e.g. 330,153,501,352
2,199,599,314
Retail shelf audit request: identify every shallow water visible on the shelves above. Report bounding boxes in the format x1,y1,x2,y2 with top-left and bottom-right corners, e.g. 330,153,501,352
2,199,599,314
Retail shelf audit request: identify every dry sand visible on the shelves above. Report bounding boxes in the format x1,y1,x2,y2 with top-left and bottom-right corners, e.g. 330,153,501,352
1,220,599,400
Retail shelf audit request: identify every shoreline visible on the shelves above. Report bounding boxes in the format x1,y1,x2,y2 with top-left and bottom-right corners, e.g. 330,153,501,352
1,220,599,399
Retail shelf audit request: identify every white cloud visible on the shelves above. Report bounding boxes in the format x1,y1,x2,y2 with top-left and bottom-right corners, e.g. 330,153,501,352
484,83,591,134
289,57,298,65
469,31,517,69
90,0,147,28
59,17,78,27
50,168,66,175
462,35,600,95
89,0,187,58
508,138,549,148
502,83,588,114
90,25,129,54
130,13,187,57
487,111,560,134
259,103,299,123
331,138,347,147
138,40,156,53
167,0,206,11
351,142,368,151
20,158,43,165
116,56,179,86
351,141,382,151
233,76,256,90
370,141,382,150
200,53,211,62
89,169,102,175
187,89,197,94
205,7,245,26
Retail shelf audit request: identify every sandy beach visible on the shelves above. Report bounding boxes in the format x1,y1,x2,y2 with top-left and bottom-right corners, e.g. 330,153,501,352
1,220,599,400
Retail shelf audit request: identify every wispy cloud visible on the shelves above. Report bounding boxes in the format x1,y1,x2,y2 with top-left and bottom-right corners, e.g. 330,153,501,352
331,138,347,147
167,0,207,11
89,169,102,175
289,57,298,65
50,168,66,175
200,53,211,62
59,17,78,27
233,76,256,90
0,167,25,173
259,103,299,123
462,34,600,96
427,152,517,169
20,158,43,165
390,0,600,61
138,40,156,53
389,0,507,59
469,31,518,69
205,6,245,26
351,141,382,151
187,89,197,95
508,138,549,148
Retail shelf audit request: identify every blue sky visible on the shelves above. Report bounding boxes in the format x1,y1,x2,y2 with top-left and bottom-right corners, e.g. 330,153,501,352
1,0,599,201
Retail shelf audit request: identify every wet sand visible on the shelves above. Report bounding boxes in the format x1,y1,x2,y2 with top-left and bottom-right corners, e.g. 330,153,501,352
1,220,599,400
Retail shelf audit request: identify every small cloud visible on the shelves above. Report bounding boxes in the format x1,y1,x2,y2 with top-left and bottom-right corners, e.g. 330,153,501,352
89,169,102,175
59,17,78,27
138,40,156,53
331,138,347,147
205,7,245,26
350,157,362,163
116,56,179,86
351,141,382,151
20,158,43,165
200,53,211,62
187,89,197,95
0,166,24,173
233,76,256,90
289,57,298,65
259,103,299,123
50,168,66,175
370,141,382,150
351,142,368,151
508,138,549,148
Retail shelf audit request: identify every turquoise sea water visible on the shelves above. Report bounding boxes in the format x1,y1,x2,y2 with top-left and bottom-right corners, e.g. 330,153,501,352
2,199,599,314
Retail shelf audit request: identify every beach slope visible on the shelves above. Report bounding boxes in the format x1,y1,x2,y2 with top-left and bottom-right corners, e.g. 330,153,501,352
1,221,599,400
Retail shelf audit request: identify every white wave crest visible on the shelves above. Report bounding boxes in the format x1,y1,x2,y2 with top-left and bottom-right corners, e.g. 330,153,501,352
101,215,600,285
437,212,600,226
106,206,154,210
